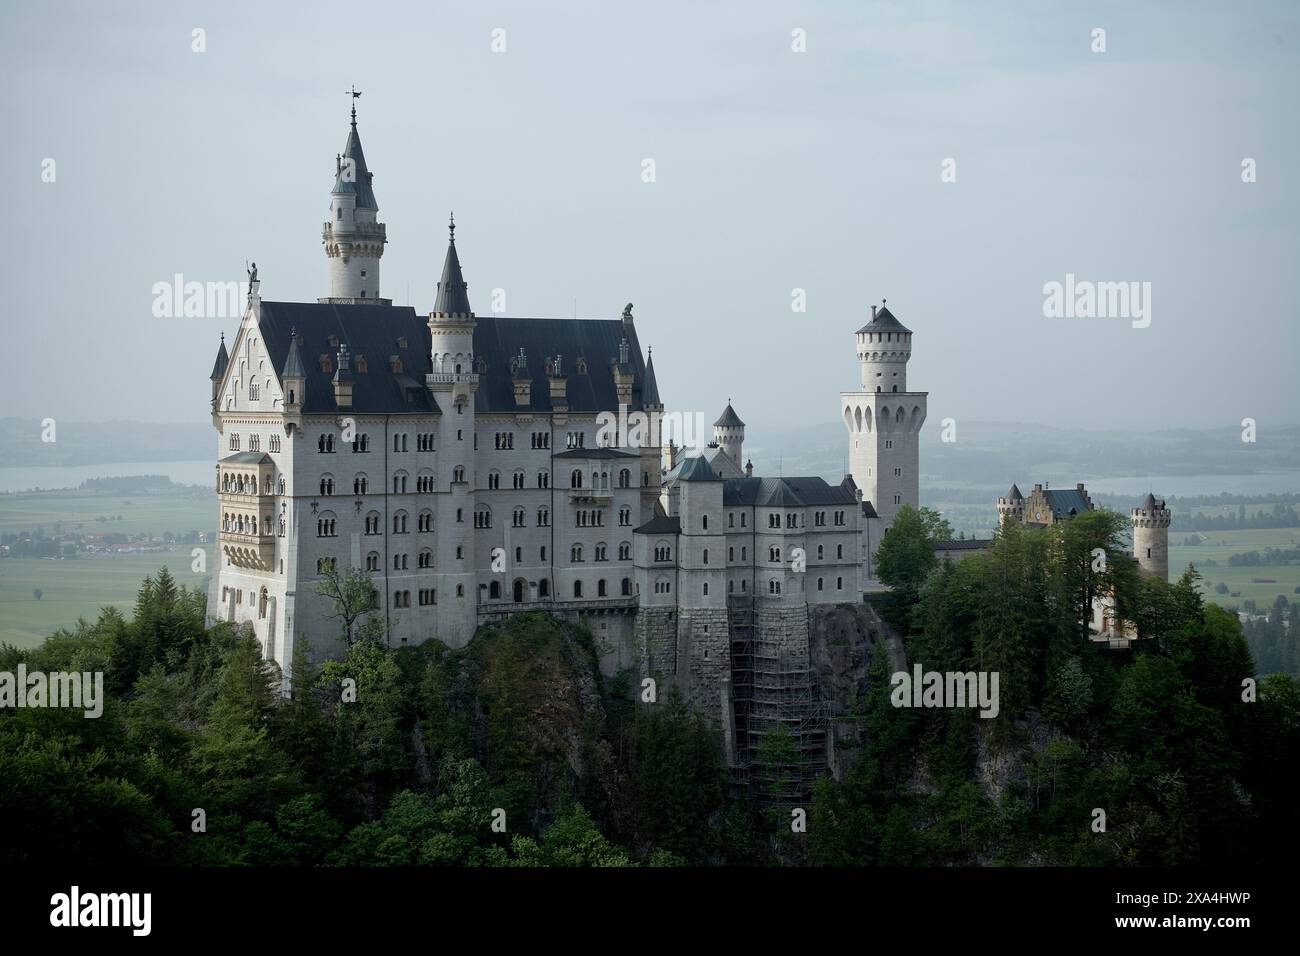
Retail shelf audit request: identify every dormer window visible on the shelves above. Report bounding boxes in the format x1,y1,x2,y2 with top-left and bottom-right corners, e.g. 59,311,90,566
327,335,339,348
319,355,333,374
397,337,408,349
355,354,368,374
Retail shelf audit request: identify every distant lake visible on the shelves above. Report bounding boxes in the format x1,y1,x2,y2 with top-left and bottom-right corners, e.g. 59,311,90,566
0,460,214,493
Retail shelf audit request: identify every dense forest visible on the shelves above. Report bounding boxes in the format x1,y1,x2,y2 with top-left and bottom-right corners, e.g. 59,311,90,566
2,506,1296,866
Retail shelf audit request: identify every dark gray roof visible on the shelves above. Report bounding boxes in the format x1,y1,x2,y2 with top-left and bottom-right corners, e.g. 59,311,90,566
1139,493,1166,511
1007,483,1023,500
332,119,378,210
856,304,911,335
722,476,858,508
282,331,305,378
861,501,878,518
433,227,472,316
553,447,640,460
714,403,745,428
220,451,273,465
1042,488,1091,518
934,538,991,551
473,316,653,415
256,301,440,414
642,351,661,406
210,335,229,381
635,514,681,535
676,455,722,482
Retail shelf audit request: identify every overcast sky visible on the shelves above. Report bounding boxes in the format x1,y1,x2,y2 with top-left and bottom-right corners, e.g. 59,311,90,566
2,0,1296,439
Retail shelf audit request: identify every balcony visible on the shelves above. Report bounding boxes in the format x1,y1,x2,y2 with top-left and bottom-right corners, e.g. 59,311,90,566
219,530,275,571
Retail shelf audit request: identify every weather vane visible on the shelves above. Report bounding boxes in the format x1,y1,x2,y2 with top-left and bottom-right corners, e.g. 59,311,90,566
346,85,362,123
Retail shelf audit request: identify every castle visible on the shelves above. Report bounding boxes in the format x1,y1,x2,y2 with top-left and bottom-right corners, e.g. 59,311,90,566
207,106,931,788
996,482,1172,642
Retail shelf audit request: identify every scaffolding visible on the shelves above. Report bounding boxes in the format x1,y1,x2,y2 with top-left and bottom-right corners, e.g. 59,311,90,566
727,600,829,805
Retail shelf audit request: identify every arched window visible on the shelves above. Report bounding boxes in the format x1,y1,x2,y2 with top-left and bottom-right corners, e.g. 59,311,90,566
319,474,334,496
571,469,583,488
571,544,583,562
573,580,583,598
597,579,607,597
621,577,632,595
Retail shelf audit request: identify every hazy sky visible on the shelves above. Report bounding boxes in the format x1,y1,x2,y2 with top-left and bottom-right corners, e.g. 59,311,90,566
2,0,1296,438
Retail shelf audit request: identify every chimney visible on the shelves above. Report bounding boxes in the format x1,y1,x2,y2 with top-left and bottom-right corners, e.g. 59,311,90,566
548,354,567,408
333,342,354,409
512,348,531,408
872,305,877,320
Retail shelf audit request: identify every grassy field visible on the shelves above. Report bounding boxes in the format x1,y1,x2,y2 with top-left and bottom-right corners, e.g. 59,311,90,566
0,489,213,539
0,551,213,648
1171,527,1300,610
0,487,215,648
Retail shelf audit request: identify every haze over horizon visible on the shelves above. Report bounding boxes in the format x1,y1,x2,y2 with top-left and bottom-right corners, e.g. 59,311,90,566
2,0,1296,435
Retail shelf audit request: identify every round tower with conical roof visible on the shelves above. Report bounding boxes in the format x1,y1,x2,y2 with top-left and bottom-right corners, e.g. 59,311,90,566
321,102,388,302
840,302,928,526
997,484,1025,526
713,401,745,467
1131,493,1171,580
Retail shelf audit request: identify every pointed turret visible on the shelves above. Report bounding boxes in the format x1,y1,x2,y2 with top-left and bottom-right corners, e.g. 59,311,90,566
713,401,745,467
332,106,378,211
283,330,305,379
210,333,229,382
209,333,229,407
1008,483,1024,501
321,103,388,302
641,348,662,407
433,214,472,316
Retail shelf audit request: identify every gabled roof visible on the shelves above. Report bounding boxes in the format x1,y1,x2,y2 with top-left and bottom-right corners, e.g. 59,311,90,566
934,538,992,551
861,500,878,518
472,316,652,415
210,335,229,381
1041,488,1092,518
256,301,440,414
332,119,378,210
675,455,722,482
714,403,745,428
634,514,681,535
856,304,911,335
553,447,640,460
721,475,858,508
220,451,273,466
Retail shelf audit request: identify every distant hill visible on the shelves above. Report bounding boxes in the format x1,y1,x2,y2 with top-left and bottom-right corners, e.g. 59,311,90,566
744,420,1300,488
0,417,210,467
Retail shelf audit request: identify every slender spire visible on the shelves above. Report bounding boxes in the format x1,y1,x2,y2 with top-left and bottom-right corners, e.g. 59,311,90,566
641,347,661,406
434,214,472,315
332,96,377,210
210,333,229,381
283,328,305,378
